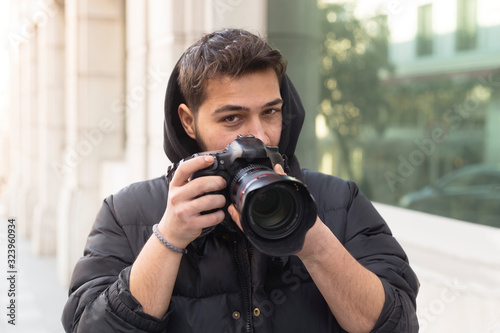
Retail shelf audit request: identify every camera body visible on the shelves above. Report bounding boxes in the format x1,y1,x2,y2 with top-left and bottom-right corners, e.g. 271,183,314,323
168,135,317,256
189,135,285,198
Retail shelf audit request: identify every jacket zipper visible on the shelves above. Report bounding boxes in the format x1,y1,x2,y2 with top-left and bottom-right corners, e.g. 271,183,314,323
234,240,252,333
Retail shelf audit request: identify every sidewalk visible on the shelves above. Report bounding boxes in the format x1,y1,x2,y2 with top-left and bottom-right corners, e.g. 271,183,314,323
0,227,68,333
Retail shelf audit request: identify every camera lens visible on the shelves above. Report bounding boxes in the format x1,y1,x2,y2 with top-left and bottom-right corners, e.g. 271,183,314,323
230,163,316,256
231,167,304,240
250,185,296,233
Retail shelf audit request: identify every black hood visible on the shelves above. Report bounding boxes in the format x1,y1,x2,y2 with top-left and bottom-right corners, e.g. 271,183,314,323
163,64,306,180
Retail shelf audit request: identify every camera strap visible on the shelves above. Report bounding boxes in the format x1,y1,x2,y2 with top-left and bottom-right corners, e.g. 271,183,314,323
166,162,180,184
282,154,291,175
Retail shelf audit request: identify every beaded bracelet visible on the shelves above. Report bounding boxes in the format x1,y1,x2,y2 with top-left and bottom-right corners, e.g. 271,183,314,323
152,224,188,254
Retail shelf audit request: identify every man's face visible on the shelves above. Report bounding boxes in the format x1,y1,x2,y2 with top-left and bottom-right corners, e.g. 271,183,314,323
178,68,283,152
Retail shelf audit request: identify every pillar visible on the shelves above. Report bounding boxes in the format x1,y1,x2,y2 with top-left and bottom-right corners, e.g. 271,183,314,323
57,0,125,285
32,0,65,256
267,0,321,171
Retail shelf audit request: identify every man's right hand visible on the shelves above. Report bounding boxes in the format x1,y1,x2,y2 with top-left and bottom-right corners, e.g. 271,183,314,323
129,154,226,318
157,155,227,250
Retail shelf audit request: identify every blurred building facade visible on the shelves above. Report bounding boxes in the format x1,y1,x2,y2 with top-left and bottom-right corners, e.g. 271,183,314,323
4,0,500,332
6,0,320,286
380,0,500,180
344,0,500,223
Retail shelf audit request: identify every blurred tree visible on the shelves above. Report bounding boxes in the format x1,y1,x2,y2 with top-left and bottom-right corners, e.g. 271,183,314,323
384,78,480,130
318,2,393,180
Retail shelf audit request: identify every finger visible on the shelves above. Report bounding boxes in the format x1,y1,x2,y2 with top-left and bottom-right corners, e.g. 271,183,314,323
186,175,227,198
176,208,225,235
169,194,226,230
228,204,243,231
191,193,226,215
273,163,286,175
168,175,226,210
170,155,215,187
190,208,226,229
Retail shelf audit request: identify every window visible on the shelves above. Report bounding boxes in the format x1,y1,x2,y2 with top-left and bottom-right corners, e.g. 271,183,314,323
417,4,433,56
268,0,500,228
456,0,477,51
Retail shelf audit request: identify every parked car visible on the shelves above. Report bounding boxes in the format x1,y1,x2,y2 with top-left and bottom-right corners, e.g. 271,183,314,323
399,164,500,227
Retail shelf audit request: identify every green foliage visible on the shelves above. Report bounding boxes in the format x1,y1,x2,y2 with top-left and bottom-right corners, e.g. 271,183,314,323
318,2,392,178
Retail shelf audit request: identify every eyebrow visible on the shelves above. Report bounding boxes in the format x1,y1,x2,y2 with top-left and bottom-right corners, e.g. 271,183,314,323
213,98,283,114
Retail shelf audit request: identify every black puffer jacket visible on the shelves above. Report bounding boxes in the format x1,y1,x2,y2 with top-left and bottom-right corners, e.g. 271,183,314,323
62,65,419,332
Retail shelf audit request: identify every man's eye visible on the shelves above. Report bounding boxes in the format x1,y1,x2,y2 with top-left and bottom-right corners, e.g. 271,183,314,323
264,108,281,115
223,115,240,123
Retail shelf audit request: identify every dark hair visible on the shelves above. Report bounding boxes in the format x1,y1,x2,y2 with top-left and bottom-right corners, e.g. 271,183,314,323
177,28,287,112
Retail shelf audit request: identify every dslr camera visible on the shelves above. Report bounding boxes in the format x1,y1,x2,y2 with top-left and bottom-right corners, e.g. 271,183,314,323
167,135,317,256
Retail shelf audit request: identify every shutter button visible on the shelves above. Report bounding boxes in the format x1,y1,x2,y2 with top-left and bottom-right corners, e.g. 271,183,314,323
253,308,261,317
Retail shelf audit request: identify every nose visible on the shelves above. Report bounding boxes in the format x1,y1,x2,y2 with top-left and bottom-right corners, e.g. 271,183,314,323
243,118,269,145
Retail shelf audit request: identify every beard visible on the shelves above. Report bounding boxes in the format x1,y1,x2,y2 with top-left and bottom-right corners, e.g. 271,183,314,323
193,122,208,152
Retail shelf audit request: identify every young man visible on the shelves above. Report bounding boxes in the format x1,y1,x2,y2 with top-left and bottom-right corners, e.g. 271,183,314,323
62,29,419,332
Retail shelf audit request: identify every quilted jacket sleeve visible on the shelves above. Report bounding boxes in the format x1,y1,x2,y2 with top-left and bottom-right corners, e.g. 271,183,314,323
344,188,419,332
303,169,420,332
61,181,170,333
